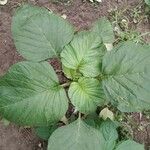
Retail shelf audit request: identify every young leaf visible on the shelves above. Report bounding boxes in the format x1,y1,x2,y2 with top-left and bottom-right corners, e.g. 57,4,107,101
68,77,106,113
48,118,106,150
100,119,118,150
12,4,74,62
62,65,82,79
99,107,114,120
115,140,144,150
92,17,115,43
102,41,150,112
0,61,68,126
35,124,58,140
61,31,106,78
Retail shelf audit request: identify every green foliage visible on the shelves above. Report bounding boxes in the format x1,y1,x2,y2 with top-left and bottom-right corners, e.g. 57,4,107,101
12,4,74,62
108,6,149,44
115,140,144,150
102,41,150,112
35,124,58,140
145,0,150,6
92,17,115,43
0,61,68,126
0,4,149,150
61,31,106,78
48,118,144,150
69,77,106,113
48,118,106,150
100,119,118,150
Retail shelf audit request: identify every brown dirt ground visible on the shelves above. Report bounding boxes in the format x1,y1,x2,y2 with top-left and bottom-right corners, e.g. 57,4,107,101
0,0,150,150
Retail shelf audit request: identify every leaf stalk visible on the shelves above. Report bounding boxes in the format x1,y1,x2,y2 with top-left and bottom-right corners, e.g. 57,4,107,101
60,82,71,88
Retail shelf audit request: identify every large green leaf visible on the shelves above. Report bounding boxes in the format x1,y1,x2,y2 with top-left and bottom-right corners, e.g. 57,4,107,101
0,61,68,126
102,42,150,112
61,31,106,78
100,119,118,150
12,4,50,34
48,119,106,150
85,117,119,150
92,17,115,43
115,140,144,150
68,77,106,113
12,4,74,61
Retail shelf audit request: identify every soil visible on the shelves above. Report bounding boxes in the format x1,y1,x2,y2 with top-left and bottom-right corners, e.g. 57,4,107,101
0,122,47,150
0,0,150,150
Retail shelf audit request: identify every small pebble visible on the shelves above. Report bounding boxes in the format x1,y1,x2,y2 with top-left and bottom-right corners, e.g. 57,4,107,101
38,142,42,148
0,0,8,5
61,14,67,19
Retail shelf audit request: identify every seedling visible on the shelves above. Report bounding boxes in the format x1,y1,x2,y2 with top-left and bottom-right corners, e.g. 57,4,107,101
0,4,149,150
109,4,149,44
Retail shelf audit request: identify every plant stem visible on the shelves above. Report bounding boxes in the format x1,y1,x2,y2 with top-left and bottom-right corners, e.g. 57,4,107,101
60,82,70,88
79,112,81,119
55,69,62,73
61,116,68,125
137,32,150,38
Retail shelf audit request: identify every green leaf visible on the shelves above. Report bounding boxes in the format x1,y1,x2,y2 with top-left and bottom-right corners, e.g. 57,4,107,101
115,140,144,150
99,107,114,120
0,61,68,126
92,17,115,43
100,119,118,150
102,42,150,112
100,119,118,141
145,0,150,5
61,31,106,78
48,119,106,150
84,117,119,150
62,65,82,79
12,4,50,34
12,4,74,62
68,77,106,113
35,124,58,140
